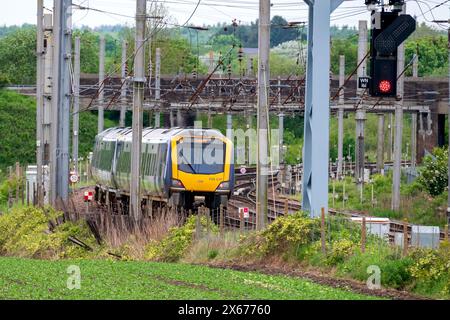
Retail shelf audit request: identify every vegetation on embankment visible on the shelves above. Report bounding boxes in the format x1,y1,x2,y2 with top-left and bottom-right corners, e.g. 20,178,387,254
0,206,448,299
0,89,116,172
324,147,450,227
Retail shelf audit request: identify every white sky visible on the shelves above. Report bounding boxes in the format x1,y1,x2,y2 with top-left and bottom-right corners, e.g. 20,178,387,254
1,0,449,30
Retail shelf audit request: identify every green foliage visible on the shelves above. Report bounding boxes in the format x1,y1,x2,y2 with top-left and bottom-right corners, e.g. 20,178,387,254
207,249,219,260
0,27,36,84
0,90,36,168
0,73,10,88
0,174,22,208
418,147,448,196
405,36,448,77
330,36,358,75
144,215,218,262
0,257,378,299
0,90,116,170
239,213,320,257
0,206,97,259
339,248,414,290
409,244,450,296
326,239,356,266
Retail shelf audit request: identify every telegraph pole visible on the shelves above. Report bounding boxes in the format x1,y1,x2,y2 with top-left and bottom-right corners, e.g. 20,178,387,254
120,40,128,127
448,25,450,224
43,13,53,205
155,47,161,128
36,0,44,206
355,20,367,186
130,0,147,221
392,4,406,211
337,55,345,178
411,112,417,169
256,0,270,230
72,36,80,174
98,35,105,133
51,0,72,205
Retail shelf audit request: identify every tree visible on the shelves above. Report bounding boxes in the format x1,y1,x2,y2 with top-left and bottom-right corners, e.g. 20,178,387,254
0,27,36,84
418,147,448,196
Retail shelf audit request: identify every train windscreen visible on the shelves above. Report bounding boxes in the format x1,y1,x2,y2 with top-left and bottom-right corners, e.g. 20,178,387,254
177,138,226,174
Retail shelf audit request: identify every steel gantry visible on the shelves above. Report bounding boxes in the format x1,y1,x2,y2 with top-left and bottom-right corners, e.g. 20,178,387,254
302,0,344,218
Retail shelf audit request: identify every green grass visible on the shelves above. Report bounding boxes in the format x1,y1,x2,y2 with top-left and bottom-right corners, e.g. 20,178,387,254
0,257,381,300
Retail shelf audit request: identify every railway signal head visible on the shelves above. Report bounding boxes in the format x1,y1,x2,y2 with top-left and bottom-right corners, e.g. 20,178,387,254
369,11,416,97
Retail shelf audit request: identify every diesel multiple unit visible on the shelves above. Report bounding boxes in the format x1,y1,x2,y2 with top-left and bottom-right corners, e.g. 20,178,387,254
91,127,234,212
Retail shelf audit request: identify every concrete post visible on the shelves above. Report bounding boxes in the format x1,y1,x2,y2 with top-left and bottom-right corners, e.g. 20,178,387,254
155,47,161,128
413,53,418,78
388,113,393,161
130,0,147,220
279,113,284,166
36,0,44,206
411,112,417,169
392,5,406,211
73,37,80,174
51,0,72,205
337,55,345,177
355,20,367,186
98,35,105,133
355,109,366,184
256,0,270,229
177,109,183,127
376,113,385,173
226,114,232,141
120,40,128,127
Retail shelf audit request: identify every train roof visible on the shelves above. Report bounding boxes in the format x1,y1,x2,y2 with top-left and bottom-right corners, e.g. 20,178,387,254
96,127,226,143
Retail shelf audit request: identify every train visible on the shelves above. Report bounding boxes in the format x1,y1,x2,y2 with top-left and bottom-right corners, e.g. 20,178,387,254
91,127,235,213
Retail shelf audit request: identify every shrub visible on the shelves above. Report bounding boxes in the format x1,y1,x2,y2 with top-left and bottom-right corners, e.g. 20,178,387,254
339,248,414,289
409,243,450,297
144,215,218,262
326,239,356,266
239,212,320,258
207,249,219,260
418,147,448,196
0,206,98,259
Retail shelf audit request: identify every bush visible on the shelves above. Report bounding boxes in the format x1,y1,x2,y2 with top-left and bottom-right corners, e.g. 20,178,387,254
418,147,448,196
144,215,218,262
0,206,98,259
239,212,320,258
409,244,450,297
326,239,356,266
339,248,414,289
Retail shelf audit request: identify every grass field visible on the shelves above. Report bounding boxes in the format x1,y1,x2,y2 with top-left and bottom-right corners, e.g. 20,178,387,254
0,257,380,300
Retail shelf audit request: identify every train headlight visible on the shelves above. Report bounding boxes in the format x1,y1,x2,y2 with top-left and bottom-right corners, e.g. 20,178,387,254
171,179,185,189
217,181,230,190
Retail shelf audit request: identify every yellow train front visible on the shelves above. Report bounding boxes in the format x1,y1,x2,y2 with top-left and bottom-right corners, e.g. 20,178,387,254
91,127,234,212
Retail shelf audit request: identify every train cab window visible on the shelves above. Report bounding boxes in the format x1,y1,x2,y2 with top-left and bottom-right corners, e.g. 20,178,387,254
177,138,225,174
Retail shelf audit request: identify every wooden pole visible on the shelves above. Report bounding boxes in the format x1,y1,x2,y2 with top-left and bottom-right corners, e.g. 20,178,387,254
8,186,12,209
21,177,25,205
284,198,288,215
361,216,366,253
445,224,449,243
240,209,244,233
321,207,326,255
219,204,224,235
403,219,408,256
26,181,30,206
